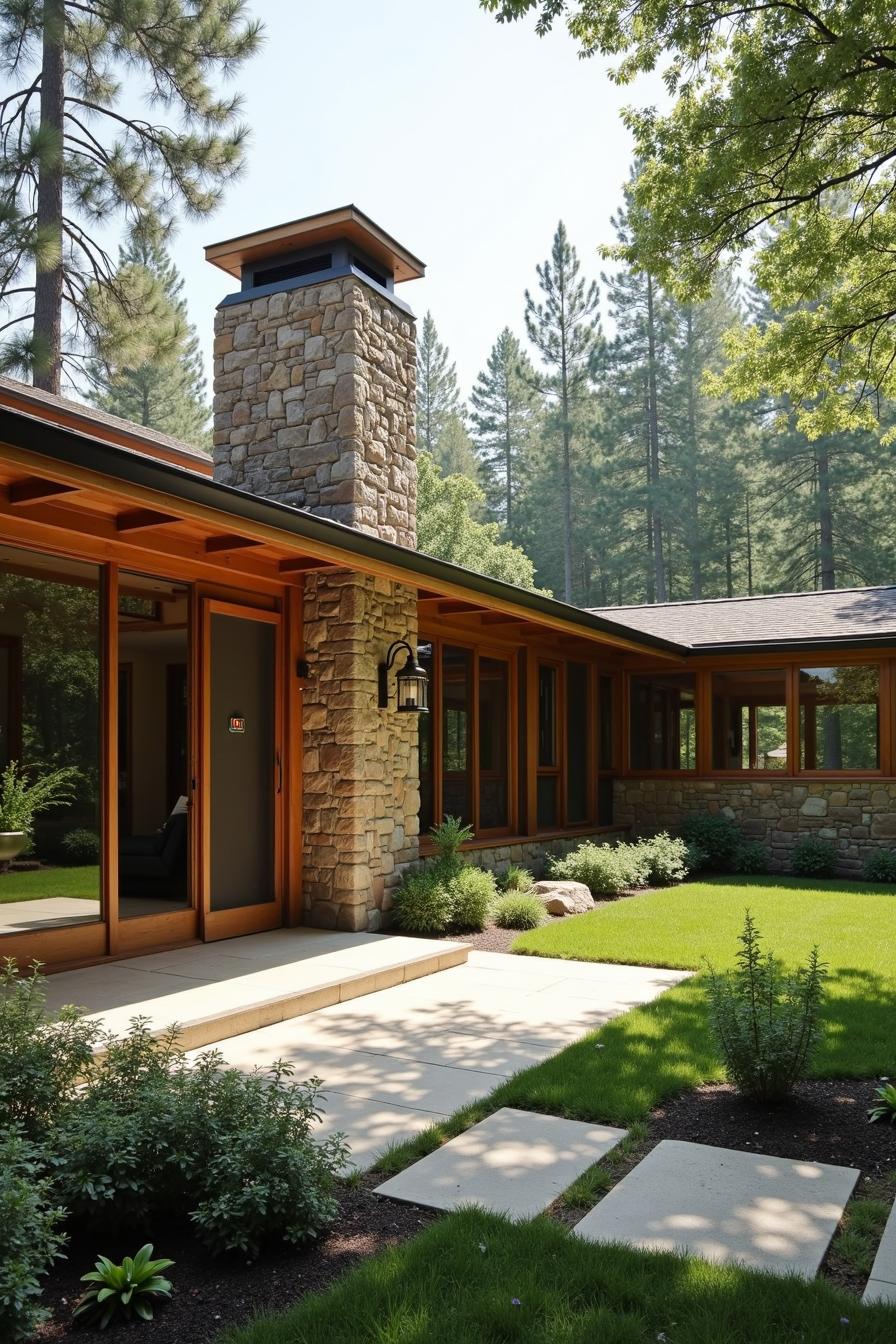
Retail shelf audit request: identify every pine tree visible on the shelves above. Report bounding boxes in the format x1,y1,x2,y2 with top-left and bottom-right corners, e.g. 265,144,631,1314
525,222,601,603
88,234,210,449
416,311,461,457
433,412,480,480
0,0,261,393
470,328,539,531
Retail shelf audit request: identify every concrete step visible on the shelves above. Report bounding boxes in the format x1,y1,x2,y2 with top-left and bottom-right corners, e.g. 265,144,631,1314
40,929,469,1051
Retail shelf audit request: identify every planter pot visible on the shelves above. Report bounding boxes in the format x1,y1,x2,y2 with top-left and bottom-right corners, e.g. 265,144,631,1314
0,831,28,864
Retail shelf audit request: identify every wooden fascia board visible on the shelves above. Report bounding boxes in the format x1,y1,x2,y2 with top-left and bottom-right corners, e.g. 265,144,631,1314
0,439,679,658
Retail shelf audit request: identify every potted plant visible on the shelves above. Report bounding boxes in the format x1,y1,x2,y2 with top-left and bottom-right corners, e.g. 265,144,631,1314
0,761,78,868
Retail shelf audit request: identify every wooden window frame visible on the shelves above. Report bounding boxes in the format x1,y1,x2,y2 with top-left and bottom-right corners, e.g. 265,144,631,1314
623,655,895,781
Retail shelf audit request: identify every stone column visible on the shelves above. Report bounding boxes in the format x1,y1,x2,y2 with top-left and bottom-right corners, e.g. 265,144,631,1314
212,265,421,930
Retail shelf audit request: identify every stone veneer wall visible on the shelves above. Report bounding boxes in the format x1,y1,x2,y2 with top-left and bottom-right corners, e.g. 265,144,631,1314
301,570,420,931
213,275,416,548
462,830,629,883
614,778,896,876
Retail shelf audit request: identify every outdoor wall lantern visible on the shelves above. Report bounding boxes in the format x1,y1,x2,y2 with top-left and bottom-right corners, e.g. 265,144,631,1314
378,640,429,713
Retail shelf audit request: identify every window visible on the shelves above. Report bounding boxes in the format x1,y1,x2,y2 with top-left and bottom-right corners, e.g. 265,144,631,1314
566,663,589,824
711,669,788,770
442,646,473,823
629,673,697,770
597,674,616,824
417,644,434,835
537,663,559,828
0,544,102,936
800,666,880,771
479,657,509,830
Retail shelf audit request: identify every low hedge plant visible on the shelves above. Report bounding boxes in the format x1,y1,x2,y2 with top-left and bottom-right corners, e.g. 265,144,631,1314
791,834,837,877
492,892,544,930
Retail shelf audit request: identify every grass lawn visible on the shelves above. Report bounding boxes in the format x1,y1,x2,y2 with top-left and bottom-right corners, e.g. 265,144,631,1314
0,865,100,902
220,1208,895,1344
374,877,896,1174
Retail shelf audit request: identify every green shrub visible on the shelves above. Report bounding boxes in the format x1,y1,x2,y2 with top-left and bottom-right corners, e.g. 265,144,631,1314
549,841,649,896
791,834,837,877
429,815,473,866
59,828,101,866
862,848,896,883
51,1020,348,1258
392,867,455,934
683,841,709,872
733,840,769,875
0,1131,66,1342
0,760,79,835
448,866,496,932
867,1081,896,1125
679,812,741,870
497,864,532,893
705,912,826,1103
493,892,544,930
638,832,689,885
0,959,100,1138
73,1244,174,1329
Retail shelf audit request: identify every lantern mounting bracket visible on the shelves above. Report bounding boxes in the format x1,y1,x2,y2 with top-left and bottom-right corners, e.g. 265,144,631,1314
378,639,429,713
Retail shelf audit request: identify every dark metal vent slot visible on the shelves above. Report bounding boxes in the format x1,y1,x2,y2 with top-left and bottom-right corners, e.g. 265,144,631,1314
252,253,332,287
351,255,389,288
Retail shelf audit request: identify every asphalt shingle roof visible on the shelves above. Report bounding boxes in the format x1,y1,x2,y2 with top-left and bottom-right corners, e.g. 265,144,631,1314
590,588,896,650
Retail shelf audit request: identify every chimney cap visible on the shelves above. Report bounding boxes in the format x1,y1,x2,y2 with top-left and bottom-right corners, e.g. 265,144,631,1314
204,204,425,284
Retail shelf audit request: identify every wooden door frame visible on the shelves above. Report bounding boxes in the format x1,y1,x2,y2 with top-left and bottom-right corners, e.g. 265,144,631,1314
199,598,285,942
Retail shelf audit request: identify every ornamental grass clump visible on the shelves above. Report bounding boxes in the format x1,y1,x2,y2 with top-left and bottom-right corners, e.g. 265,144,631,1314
493,892,544,930
705,912,826,1103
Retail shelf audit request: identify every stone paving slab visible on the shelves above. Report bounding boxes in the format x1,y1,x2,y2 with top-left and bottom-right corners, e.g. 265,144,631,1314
573,1139,859,1279
374,1107,627,1218
864,1198,896,1304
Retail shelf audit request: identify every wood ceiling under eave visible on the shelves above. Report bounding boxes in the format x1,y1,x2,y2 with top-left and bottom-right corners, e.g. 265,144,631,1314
0,440,678,659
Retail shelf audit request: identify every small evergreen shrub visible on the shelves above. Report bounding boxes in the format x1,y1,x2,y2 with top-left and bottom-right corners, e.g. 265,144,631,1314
493,893,544,930
448,867,496,932
733,840,769,875
862,849,896,883
639,832,689,885
73,1245,174,1329
392,868,455,934
0,1132,66,1342
429,816,473,869
683,841,709,872
679,812,741,871
0,959,101,1138
59,828,101,866
705,912,826,1103
791,834,837,877
497,864,533,893
549,841,649,896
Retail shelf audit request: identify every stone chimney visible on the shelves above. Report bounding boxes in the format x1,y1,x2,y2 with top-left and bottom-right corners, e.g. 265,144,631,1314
205,208,426,932
206,205,424,547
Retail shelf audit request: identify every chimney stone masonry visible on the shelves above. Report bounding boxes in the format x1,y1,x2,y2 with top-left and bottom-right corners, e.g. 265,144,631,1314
206,208,427,931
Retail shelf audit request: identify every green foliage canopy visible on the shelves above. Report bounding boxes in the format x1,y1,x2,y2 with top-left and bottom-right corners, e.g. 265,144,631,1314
483,0,896,436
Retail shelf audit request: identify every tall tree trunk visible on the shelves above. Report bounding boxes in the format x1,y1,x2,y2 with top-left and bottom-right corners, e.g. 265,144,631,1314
745,491,754,595
504,388,512,531
645,273,666,601
558,279,574,604
816,440,835,590
684,308,702,598
33,0,65,394
724,515,734,597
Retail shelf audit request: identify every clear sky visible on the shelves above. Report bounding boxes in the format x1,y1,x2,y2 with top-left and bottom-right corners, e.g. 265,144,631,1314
169,0,665,398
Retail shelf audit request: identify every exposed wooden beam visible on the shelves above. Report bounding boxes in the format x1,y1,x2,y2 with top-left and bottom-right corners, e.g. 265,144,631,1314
278,556,341,574
8,477,78,507
481,612,527,626
437,600,487,615
116,508,181,532
204,534,263,555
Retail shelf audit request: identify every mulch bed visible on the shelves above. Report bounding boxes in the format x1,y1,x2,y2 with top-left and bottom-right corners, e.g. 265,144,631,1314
35,1174,436,1343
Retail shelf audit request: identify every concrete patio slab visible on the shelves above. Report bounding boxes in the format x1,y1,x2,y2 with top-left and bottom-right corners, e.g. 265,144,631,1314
374,1107,627,1218
40,928,468,1051
864,1198,896,1304
180,946,680,1169
573,1139,859,1279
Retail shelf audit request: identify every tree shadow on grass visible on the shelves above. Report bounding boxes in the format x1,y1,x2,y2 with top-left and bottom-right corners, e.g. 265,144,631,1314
817,966,896,1078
